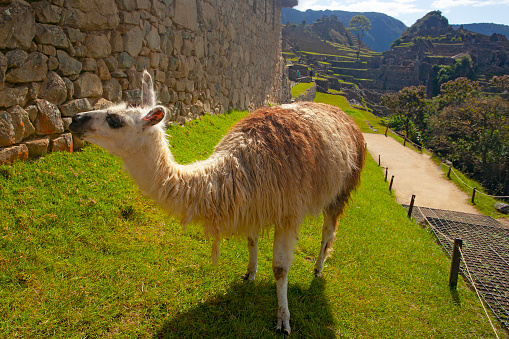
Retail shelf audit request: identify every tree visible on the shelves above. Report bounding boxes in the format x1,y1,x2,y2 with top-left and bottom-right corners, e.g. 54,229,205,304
430,55,475,96
381,85,428,144
437,77,481,109
349,15,371,59
490,75,509,92
428,96,509,194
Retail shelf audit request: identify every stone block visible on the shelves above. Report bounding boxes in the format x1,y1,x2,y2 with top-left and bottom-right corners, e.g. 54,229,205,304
59,0,119,31
135,56,150,71
34,99,64,135
0,144,28,165
64,27,86,43
35,23,69,48
123,26,143,58
495,203,509,214
59,98,92,117
84,34,111,58
32,1,62,23
93,98,113,110
116,0,136,11
117,52,135,69
48,56,59,71
73,72,103,98
119,10,141,25
110,31,123,53
24,137,49,158
81,58,98,72
51,133,73,153
25,105,37,123
200,2,216,27
6,50,28,68
174,0,198,31
39,71,67,105
122,89,141,105
5,52,48,83
146,26,161,51
72,134,85,151
37,44,57,56
0,0,36,50
62,77,74,100
96,59,111,81
104,56,119,72
0,86,29,108
62,117,72,131
102,78,122,102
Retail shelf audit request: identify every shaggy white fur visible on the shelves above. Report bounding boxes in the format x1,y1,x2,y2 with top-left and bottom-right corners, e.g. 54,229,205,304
69,71,366,335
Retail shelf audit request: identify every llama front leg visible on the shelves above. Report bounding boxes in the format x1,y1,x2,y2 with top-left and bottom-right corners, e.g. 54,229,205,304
243,234,259,281
273,226,297,335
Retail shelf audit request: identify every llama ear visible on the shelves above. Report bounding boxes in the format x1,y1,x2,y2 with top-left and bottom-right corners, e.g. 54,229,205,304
142,106,166,127
141,70,156,108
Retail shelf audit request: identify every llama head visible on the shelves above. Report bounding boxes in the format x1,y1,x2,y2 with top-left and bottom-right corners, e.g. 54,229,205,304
69,71,167,157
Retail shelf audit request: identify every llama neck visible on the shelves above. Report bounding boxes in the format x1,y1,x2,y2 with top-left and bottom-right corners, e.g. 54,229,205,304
120,131,219,225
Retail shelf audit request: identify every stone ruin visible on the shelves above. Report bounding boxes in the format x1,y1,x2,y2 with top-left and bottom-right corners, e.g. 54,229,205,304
0,0,296,164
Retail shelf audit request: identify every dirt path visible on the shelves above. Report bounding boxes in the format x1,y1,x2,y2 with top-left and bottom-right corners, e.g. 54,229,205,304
363,133,479,214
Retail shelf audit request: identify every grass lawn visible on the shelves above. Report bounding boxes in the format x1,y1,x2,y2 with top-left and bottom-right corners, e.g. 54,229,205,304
291,82,314,98
0,109,506,338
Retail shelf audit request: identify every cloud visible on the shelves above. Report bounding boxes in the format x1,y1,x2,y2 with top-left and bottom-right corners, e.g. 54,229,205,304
296,0,425,17
431,0,509,9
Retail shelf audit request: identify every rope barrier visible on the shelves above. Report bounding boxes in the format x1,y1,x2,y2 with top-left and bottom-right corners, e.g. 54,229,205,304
448,167,509,199
459,246,500,339
416,207,501,338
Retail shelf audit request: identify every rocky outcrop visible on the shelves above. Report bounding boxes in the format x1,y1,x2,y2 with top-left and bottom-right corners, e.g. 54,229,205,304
0,0,294,164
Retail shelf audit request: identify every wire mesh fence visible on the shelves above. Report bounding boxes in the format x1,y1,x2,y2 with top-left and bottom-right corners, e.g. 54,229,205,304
404,205,509,330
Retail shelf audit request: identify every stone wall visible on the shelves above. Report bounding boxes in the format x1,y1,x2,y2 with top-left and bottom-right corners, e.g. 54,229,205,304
0,0,294,164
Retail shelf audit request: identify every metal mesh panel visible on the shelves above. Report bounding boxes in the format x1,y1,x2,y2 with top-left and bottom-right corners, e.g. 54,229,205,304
403,205,509,330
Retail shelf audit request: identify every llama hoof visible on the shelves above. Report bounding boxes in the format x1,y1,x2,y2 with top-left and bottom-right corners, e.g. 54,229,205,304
242,272,256,281
314,268,322,278
276,321,291,336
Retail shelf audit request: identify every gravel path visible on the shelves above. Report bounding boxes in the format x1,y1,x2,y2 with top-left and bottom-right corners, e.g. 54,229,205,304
363,133,479,214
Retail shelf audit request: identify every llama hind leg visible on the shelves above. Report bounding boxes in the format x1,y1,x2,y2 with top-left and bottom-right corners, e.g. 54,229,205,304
273,226,298,335
242,234,259,281
314,196,346,277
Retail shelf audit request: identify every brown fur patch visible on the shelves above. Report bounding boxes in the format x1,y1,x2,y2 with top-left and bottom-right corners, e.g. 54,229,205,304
230,106,325,177
273,266,287,280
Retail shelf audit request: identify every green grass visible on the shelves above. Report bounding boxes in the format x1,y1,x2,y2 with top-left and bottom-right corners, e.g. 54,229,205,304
1,110,506,338
291,82,314,98
314,92,386,134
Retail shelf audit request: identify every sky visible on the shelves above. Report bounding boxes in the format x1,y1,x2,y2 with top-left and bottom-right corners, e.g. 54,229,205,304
294,0,509,27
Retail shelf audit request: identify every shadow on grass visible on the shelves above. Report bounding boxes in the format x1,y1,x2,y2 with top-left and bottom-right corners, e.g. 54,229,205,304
155,277,335,338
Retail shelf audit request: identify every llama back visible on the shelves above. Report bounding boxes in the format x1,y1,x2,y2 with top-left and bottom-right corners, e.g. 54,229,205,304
209,102,366,236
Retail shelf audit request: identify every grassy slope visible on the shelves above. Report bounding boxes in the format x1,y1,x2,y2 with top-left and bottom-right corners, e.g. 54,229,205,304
0,109,506,337
291,82,314,98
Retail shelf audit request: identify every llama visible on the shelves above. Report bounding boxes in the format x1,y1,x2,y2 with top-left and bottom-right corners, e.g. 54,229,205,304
69,71,366,334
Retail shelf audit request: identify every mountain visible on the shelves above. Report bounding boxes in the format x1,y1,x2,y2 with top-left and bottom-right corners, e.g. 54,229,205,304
282,8,407,52
451,23,509,39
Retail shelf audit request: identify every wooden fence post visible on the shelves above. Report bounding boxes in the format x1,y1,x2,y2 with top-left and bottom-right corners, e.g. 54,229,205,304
378,155,381,166
384,125,388,137
389,175,394,192
471,187,476,204
385,167,388,182
447,166,451,179
449,238,463,289
407,195,415,219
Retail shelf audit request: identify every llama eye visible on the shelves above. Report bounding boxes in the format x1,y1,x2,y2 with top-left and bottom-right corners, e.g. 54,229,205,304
106,114,123,129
